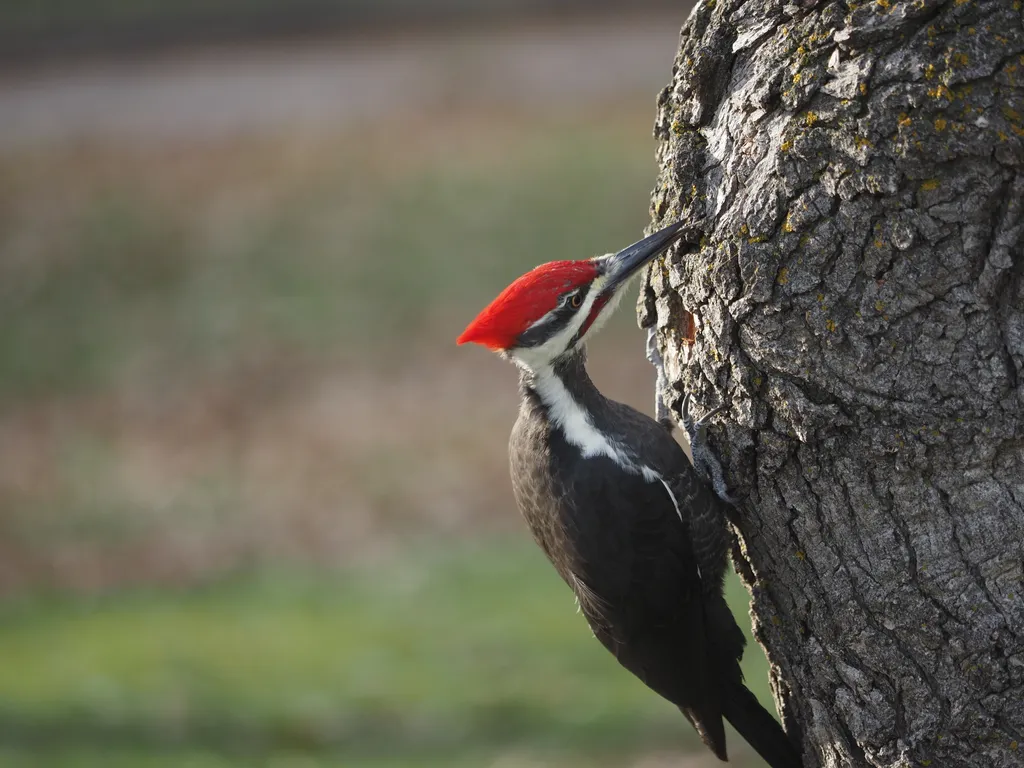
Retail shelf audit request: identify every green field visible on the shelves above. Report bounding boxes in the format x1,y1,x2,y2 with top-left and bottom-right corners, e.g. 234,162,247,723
0,541,769,767
0,118,656,400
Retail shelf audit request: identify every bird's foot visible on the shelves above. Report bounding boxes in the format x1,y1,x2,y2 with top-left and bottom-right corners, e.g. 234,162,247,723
681,393,735,504
647,328,735,504
645,328,673,431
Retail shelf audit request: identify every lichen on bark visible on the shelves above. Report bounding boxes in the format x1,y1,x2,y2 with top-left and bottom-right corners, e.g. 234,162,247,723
640,1,1024,766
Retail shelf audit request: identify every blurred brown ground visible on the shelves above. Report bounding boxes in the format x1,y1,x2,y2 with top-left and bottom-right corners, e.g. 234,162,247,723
0,13,680,145
0,10,683,590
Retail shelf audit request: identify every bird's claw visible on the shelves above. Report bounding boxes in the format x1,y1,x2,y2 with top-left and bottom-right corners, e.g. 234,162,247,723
680,392,735,505
647,331,735,503
646,328,672,428
680,393,727,436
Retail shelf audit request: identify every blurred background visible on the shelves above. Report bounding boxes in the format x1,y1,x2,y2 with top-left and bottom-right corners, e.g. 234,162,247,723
0,1,773,766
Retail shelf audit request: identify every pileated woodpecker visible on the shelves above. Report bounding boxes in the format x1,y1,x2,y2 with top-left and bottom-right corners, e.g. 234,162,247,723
457,221,802,768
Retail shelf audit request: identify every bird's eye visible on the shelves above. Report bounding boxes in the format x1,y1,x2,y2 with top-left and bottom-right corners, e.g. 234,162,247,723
569,293,583,309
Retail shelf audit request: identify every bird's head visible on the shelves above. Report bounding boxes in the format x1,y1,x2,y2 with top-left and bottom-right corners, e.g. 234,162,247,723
457,221,685,371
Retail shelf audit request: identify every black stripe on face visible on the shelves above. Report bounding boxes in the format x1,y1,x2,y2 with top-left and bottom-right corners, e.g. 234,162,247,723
515,284,591,348
565,291,612,349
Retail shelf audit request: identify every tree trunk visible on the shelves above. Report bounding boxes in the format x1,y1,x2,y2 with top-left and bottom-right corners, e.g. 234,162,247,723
639,1,1024,766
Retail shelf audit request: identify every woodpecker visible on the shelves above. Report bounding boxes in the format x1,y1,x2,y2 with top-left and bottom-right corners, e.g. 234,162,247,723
457,221,802,768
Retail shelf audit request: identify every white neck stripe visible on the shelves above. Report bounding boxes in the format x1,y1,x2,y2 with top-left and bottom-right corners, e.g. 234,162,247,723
532,367,622,462
530,367,660,488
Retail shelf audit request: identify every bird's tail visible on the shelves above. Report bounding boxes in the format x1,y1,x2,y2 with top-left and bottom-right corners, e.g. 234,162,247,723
721,681,803,768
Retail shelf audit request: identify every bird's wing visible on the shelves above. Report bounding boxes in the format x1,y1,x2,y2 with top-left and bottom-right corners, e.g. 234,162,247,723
607,397,734,597
560,454,728,755
559,456,710,687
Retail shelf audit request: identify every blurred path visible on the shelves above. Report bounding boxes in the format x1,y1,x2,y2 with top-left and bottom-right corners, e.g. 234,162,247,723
0,13,682,146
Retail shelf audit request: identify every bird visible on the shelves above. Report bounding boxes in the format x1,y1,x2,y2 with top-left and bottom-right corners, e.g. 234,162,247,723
456,220,803,768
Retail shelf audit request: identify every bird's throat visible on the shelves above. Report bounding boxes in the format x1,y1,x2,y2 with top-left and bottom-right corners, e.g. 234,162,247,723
521,351,622,461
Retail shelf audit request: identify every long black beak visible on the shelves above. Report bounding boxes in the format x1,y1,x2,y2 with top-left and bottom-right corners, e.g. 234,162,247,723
599,220,692,293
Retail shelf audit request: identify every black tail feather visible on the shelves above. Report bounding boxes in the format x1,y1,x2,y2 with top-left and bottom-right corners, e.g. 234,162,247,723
721,682,803,768
680,705,729,762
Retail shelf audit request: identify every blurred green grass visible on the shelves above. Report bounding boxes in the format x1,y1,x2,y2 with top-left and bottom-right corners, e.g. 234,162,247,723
0,119,657,401
0,539,769,767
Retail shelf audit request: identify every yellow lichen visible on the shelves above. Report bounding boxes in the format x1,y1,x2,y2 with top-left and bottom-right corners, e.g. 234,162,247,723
951,52,970,67
924,63,936,79
777,267,790,284
804,111,818,126
935,117,948,131
826,318,837,333
928,84,953,100
920,179,940,191
795,550,806,561
874,300,885,312
855,136,872,148
793,72,802,84
859,82,868,96
781,140,793,152
898,113,912,127
671,121,685,136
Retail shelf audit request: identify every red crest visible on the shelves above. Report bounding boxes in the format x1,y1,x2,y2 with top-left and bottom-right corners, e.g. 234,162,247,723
457,260,598,350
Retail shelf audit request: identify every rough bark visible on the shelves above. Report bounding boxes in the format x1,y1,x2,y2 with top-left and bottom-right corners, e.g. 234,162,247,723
639,1,1024,766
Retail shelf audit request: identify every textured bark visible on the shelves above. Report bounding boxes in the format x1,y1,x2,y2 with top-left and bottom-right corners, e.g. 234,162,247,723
639,1,1024,766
